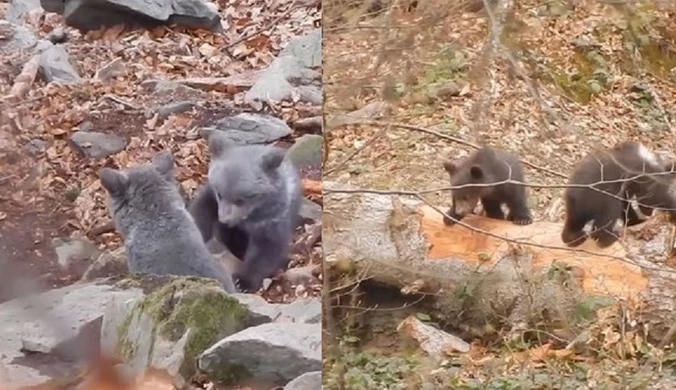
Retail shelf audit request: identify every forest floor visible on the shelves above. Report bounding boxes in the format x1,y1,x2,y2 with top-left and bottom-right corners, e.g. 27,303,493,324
0,0,322,305
323,0,676,388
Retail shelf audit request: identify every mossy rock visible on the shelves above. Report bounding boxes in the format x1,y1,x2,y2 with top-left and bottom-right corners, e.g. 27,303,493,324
114,277,250,385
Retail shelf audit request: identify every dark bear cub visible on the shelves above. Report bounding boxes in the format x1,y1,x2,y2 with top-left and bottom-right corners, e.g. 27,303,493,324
561,141,676,248
442,146,533,226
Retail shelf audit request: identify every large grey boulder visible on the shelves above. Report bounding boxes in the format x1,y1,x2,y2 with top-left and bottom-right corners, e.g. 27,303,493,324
197,322,322,386
199,112,292,145
0,280,143,388
6,0,43,25
39,0,222,32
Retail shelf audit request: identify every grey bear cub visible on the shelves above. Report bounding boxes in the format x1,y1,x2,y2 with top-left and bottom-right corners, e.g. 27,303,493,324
99,150,236,293
189,132,303,292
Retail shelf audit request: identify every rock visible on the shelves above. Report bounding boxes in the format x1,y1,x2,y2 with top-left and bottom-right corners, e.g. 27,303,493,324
279,29,321,68
283,266,316,287
293,116,322,134
46,27,68,44
101,278,256,389
24,139,46,155
0,280,142,388
434,81,461,99
77,121,94,132
70,131,127,158
230,293,281,325
275,298,321,324
287,134,322,169
198,322,321,386
38,44,81,84
326,101,390,129
141,78,201,95
299,198,321,224
200,113,292,145
284,371,321,390
397,315,471,357
245,56,321,107
94,58,126,82
157,101,195,120
51,236,102,276
40,0,222,32
80,247,129,282
6,0,43,25
0,21,38,54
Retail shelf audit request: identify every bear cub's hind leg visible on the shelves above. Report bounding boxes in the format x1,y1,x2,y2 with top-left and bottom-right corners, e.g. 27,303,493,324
481,198,505,220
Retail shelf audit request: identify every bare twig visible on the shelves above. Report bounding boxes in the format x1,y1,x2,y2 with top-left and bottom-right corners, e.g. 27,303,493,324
223,1,304,53
324,121,393,175
328,119,567,178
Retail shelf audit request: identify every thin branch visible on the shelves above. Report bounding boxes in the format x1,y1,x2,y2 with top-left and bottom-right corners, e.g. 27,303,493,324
326,119,567,178
222,1,304,53
324,121,392,176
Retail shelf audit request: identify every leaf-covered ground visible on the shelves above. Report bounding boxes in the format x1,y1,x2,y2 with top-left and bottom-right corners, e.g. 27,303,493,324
0,0,321,303
323,0,676,388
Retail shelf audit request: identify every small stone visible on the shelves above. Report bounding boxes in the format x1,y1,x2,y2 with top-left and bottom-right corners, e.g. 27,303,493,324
279,29,321,68
47,27,68,44
140,79,201,95
80,247,128,281
287,134,322,169
38,44,81,84
78,121,94,132
283,266,316,286
157,101,195,120
95,58,126,82
299,198,321,224
51,236,102,275
435,81,461,99
70,131,127,158
24,139,46,155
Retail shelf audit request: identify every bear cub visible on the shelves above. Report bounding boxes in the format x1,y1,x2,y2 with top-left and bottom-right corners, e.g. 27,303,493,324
189,132,303,293
561,141,676,248
99,150,236,293
442,146,533,226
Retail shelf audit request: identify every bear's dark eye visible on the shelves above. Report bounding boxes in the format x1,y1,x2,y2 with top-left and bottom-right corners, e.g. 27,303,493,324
216,192,222,200
233,198,245,207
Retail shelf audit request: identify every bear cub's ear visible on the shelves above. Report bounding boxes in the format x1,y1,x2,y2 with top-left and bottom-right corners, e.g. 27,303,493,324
99,168,129,197
151,150,175,179
442,159,457,175
261,147,286,172
208,132,235,159
469,165,483,180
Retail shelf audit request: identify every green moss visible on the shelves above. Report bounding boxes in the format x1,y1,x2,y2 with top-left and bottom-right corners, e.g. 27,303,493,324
420,46,468,86
546,50,609,104
115,278,249,383
612,3,676,80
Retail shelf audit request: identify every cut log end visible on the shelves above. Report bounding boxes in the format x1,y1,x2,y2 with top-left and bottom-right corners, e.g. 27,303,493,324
418,206,648,302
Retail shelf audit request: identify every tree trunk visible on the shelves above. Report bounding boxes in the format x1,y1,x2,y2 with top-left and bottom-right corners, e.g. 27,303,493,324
323,182,676,342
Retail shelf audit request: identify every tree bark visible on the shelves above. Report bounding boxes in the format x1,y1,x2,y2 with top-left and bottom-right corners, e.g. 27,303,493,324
323,182,676,341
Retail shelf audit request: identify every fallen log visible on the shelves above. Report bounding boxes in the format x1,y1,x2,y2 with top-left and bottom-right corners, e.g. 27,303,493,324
323,182,676,342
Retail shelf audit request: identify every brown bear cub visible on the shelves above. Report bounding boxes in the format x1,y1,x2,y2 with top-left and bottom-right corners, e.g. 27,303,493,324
442,146,533,226
561,141,676,248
